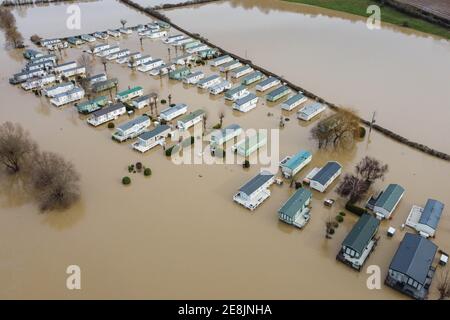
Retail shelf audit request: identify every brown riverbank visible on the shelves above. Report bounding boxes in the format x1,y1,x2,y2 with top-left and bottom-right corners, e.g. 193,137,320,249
119,0,450,162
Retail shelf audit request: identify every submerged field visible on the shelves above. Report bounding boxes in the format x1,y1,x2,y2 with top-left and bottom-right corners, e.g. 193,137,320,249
284,0,450,39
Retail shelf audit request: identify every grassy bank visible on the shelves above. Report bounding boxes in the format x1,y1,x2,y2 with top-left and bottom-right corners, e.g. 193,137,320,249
284,0,450,40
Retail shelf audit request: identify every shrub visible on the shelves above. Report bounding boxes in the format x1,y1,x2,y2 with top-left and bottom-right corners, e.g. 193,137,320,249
107,122,115,129
402,21,410,28
336,215,344,223
136,162,143,171
212,123,221,130
345,201,368,216
339,211,346,217
170,103,176,107
161,99,167,104
122,176,131,185
144,168,152,176
128,165,134,173
295,182,302,189
359,126,366,138
333,222,339,228
165,145,175,156
328,228,335,235
243,160,250,168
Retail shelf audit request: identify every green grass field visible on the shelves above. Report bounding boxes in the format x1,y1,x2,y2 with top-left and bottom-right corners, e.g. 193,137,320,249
284,0,450,40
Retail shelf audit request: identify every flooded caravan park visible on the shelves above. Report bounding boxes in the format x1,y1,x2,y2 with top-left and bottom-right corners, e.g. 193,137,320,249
163,0,450,154
0,0,449,299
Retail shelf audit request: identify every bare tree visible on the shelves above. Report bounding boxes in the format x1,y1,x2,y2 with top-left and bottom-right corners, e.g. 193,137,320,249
336,174,370,204
311,108,360,150
77,53,94,77
168,94,172,105
30,151,80,211
218,111,225,128
325,215,335,239
101,56,108,73
437,267,450,300
120,19,127,29
0,8,24,48
356,156,388,183
30,34,41,44
0,122,38,173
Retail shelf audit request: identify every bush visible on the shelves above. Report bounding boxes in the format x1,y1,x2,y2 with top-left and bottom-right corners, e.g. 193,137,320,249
328,228,335,235
136,162,143,171
295,182,302,189
359,126,366,138
402,21,410,28
144,168,152,176
243,160,250,168
165,145,175,156
212,123,221,130
170,103,176,107
336,215,344,223
107,122,115,129
122,176,131,185
345,201,368,216
339,211,346,217
161,99,167,104
128,165,134,173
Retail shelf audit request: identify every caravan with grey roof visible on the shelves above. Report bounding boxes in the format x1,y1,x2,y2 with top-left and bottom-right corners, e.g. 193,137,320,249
406,199,445,238
233,171,275,211
132,125,171,153
309,161,342,192
112,116,151,142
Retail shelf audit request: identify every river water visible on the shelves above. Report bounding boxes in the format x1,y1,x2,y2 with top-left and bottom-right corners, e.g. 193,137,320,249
0,0,449,299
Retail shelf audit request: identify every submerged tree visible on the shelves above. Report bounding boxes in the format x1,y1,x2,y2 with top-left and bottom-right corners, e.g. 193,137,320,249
218,111,225,128
336,174,370,204
356,156,388,183
101,56,108,73
311,108,360,150
120,19,127,29
30,151,80,211
0,122,38,174
0,8,24,48
437,267,450,300
77,53,94,77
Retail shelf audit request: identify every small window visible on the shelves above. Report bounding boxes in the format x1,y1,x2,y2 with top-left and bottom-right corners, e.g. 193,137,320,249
407,278,413,286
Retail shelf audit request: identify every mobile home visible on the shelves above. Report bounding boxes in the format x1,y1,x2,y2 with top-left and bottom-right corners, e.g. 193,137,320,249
50,87,85,107
278,188,313,229
61,66,86,78
132,125,171,153
40,38,61,47
219,60,242,72
266,85,290,102
233,93,258,113
159,103,188,122
406,199,445,238
75,96,108,114
224,85,249,101
80,34,96,42
183,71,205,85
233,132,267,157
21,74,56,90
230,65,253,79
93,31,109,40
67,37,84,46
372,184,405,219
210,124,242,147
96,45,120,57
23,49,44,60
177,109,205,131
116,86,143,102
186,44,209,54
210,55,233,67
117,52,141,64
148,30,168,39
168,67,191,80
281,93,308,111
163,34,185,44
233,171,275,211
91,78,118,93
297,103,327,121
112,116,151,142
25,60,54,72
43,82,75,97
10,69,47,84
131,95,151,109
106,49,130,61
128,55,152,68
90,43,110,54
256,77,280,92
53,61,77,73
29,54,57,65
87,103,126,126
149,63,176,76
137,59,165,72
209,80,231,95
280,150,312,178
86,73,107,85
197,74,221,89
107,29,121,38
309,161,342,192
172,53,193,66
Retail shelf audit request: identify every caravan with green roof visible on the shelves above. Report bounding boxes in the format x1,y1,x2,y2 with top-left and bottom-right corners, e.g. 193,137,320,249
373,184,405,219
280,150,312,179
116,86,143,102
278,188,312,229
233,132,267,157
177,109,205,131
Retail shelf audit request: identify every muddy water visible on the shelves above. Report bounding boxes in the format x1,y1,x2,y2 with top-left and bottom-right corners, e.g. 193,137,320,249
164,0,450,154
0,0,449,299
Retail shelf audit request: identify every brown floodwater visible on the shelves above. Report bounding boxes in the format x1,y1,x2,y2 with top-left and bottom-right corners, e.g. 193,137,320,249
164,0,450,154
0,0,449,299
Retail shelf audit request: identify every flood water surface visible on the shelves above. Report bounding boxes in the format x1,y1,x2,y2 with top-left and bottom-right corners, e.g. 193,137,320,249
0,0,449,299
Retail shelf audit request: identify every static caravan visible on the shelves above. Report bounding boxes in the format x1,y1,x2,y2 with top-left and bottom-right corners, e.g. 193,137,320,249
75,96,108,114
385,233,437,300
61,66,86,78
337,214,380,271
163,34,185,44
112,115,151,142
96,45,120,57
309,161,342,192
157,21,171,30
281,93,308,111
10,69,47,84
233,171,275,211
233,93,258,113
177,109,205,131
148,30,167,39
210,124,242,147
197,74,221,89
138,30,152,37
87,103,126,126
40,38,61,47
159,103,188,122
297,103,326,121
280,150,312,179
197,48,217,59
132,125,171,153
23,49,44,60
25,60,54,72
45,41,68,51
210,55,233,67
278,188,313,229
186,44,209,54
53,61,77,73
107,29,121,38
372,184,405,220
86,73,107,85
256,76,280,92
21,74,56,90
149,63,176,76
173,54,193,66
131,95,151,109
137,59,165,72
219,60,242,73
183,40,201,50
135,24,146,33
128,55,152,68
91,78,118,93
406,199,445,238
80,34,96,42
230,65,253,79
266,85,290,102
29,54,57,65
93,32,109,40
67,37,84,46
107,49,130,61
209,80,231,95
43,82,75,97
50,87,85,107
224,85,249,101
117,52,141,64
90,43,110,54
183,71,205,85
234,132,267,157
119,27,133,35
168,67,191,80
116,86,143,102
172,36,191,46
